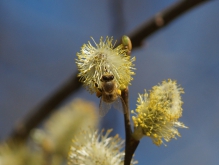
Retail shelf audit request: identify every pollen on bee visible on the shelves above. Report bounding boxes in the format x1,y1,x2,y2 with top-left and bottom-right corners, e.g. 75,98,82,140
117,89,121,96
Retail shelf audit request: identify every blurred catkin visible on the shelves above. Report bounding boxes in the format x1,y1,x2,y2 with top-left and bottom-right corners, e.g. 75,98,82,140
31,98,98,157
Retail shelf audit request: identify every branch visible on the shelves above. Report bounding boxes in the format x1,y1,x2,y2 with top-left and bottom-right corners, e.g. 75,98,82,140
130,0,208,48
9,0,208,141
10,74,81,141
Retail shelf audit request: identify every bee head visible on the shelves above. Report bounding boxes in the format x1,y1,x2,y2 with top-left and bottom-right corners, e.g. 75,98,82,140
101,74,114,82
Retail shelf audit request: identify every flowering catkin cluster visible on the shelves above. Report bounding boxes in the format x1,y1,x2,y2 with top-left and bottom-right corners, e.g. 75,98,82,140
68,129,138,165
76,36,135,93
132,79,187,146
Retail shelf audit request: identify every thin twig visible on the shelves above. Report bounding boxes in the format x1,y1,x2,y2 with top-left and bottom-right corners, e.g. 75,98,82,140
121,36,140,165
121,88,131,165
9,0,208,141
121,88,131,136
121,88,140,165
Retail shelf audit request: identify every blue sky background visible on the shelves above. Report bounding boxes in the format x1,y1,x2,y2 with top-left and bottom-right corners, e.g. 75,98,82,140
1,0,219,164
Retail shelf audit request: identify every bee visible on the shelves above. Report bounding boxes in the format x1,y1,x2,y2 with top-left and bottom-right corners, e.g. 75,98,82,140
95,74,125,117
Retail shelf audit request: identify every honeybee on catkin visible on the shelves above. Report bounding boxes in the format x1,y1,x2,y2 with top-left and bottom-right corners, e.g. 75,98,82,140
95,73,125,117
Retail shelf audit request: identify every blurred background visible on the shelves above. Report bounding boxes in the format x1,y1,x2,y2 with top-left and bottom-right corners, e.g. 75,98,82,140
1,0,219,164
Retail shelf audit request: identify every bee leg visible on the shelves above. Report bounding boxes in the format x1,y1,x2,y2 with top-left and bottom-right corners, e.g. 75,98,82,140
94,82,102,98
95,85,102,98
96,89,102,98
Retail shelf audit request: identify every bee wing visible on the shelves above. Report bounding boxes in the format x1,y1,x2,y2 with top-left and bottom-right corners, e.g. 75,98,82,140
99,97,112,117
112,96,126,114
